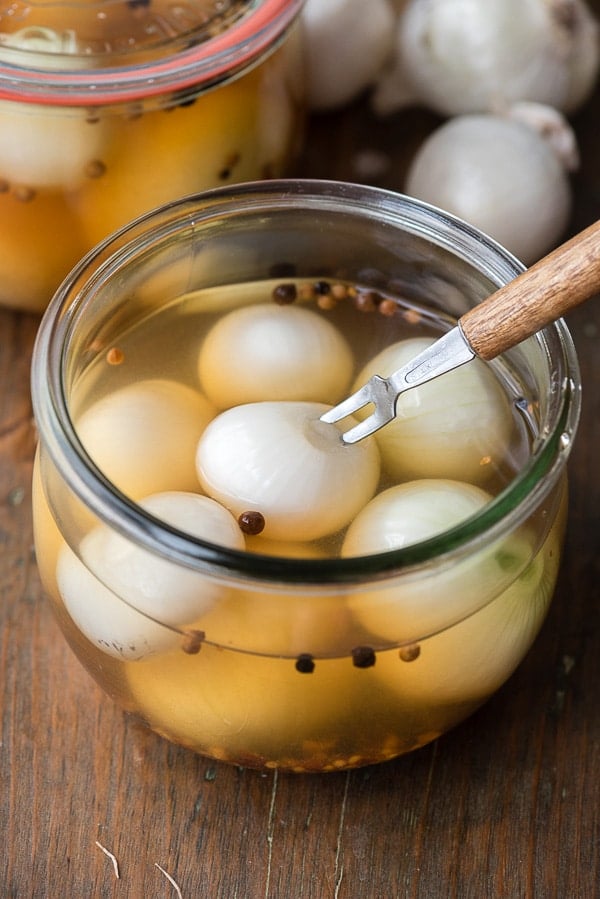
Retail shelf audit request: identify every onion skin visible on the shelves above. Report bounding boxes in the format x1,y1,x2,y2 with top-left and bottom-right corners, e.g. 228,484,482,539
376,0,600,117
351,337,513,484
404,114,572,264
56,492,245,661
302,0,396,111
197,303,354,409
196,401,381,542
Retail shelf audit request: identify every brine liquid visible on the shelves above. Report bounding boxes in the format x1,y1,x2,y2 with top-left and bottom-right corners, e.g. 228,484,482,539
0,27,303,312
33,278,566,770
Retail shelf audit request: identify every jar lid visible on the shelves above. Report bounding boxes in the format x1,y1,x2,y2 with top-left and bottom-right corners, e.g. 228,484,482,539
0,0,303,104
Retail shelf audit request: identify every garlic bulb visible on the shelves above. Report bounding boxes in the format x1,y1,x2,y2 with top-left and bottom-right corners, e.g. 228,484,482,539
301,0,396,111
404,111,574,265
373,0,600,117
351,338,512,484
197,303,354,409
196,401,380,542
57,491,245,661
76,378,216,500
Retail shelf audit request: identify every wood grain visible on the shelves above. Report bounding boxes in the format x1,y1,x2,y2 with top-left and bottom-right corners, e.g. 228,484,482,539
461,219,600,360
3,28,600,899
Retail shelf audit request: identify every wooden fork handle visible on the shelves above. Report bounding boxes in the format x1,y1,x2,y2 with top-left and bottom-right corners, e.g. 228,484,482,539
459,219,600,360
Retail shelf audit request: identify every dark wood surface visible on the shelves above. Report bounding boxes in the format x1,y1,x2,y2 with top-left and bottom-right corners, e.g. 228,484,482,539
3,44,600,899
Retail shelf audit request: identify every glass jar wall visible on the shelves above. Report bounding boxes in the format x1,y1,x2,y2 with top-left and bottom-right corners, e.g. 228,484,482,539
31,181,581,772
0,0,305,311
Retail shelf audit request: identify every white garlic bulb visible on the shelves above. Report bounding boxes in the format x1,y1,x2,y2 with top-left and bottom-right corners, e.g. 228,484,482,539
301,0,396,110
196,401,380,542
404,112,574,265
351,338,512,484
373,0,600,117
57,491,245,661
76,378,216,500
197,303,354,409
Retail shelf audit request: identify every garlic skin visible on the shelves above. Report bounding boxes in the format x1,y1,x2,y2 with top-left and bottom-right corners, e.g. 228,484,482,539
374,0,600,117
76,379,216,500
301,0,396,111
197,303,354,409
196,401,380,542
404,112,573,265
351,338,512,484
56,491,245,661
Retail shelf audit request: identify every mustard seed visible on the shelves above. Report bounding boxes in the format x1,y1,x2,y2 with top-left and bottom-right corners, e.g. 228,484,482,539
378,298,398,317
399,643,421,663
106,347,124,365
181,629,205,654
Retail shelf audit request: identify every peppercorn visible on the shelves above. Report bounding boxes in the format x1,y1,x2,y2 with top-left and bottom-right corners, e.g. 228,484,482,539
351,645,376,668
238,510,265,536
295,653,315,674
272,282,298,305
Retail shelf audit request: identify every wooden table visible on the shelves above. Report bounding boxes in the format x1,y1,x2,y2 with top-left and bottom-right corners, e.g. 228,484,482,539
2,49,600,899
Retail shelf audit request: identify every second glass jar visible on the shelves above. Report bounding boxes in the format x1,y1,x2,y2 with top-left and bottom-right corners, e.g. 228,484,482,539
0,0,305,312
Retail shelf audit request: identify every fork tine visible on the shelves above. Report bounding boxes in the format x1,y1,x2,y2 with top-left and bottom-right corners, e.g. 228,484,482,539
319,382,375,424
336,408,394,444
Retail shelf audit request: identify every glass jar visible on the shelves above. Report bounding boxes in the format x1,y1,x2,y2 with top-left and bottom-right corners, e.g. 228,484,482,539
31,180,581,773
0,0,305,313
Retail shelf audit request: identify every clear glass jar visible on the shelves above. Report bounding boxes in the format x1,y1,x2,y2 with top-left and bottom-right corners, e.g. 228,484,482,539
31,181,581,773
0,0,304,313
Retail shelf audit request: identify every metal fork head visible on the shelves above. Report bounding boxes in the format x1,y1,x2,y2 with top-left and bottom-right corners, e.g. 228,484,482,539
319,374,398,444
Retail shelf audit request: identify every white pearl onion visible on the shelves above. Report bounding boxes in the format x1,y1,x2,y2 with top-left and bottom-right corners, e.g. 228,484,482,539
76,378,216,500
302,0,396,110
196,401,380,542
372,521,561,704
197,302,354,409
376,0,600,117
0,29,109,189
57,491,245,661
404,113,572,265
352,337,512,483
342,478,491,556
341,480,555,689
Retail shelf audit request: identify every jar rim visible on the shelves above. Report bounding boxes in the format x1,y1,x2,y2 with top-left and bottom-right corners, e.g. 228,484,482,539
31,179,582,587
0,0,303,105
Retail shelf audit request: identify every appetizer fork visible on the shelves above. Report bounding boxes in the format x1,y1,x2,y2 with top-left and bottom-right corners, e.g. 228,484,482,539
321,219,600,444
